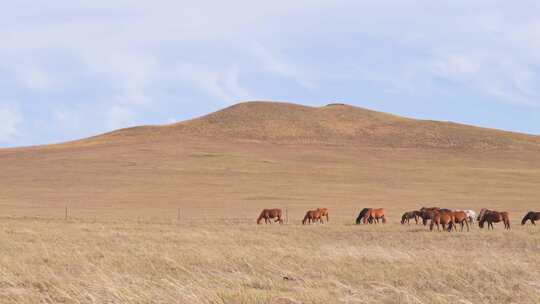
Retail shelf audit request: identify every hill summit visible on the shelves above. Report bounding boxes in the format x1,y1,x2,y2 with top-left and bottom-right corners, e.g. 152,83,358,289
96,101,539,150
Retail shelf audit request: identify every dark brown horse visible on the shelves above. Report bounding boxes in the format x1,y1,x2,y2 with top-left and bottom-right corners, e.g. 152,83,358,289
478,209,510,230
419,209,439,226
401,211,421,225
521,211,540,225
356,208,372,224
365,208,386,224
257,209,283,224
302,209,322,225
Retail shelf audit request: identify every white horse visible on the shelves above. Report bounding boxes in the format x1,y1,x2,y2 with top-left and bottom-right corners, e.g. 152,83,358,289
454,209,476,224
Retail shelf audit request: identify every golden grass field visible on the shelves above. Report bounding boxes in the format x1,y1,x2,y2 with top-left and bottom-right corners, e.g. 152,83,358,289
0,102,539,303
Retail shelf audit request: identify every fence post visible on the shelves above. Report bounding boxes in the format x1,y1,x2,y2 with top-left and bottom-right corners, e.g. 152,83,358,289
177,208,181,221
285,207,288,224
65,205,68,220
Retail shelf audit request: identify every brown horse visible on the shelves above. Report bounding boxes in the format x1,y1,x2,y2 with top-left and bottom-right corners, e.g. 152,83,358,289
478,209,510,230
451,211,470,232
430,211,454,232
522,211,540,225
257,209,283,224
302,209,322,225
317,208,329,223
401,211,421,225
365,208,386,224
477,208,490,222
356,208,373,224
419,209,439,226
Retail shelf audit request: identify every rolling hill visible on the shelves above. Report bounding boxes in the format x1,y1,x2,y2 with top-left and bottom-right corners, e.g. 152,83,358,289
0,101,539,221
85,101,540,150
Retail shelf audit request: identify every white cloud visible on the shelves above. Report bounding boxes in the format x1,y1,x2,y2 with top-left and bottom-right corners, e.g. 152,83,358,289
15,66,58,90
174,63,252,102
80,50,158,106
0,104,23,143
1,1,540,146
251,42,315,89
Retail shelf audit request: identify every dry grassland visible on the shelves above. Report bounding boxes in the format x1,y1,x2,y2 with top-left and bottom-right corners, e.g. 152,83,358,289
0,218,538,304
1,102,539,303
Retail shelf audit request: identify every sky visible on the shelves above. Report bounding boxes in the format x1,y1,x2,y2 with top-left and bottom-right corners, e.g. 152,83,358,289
1,1,540,147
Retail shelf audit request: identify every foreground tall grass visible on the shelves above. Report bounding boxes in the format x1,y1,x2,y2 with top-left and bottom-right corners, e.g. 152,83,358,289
0,217,538,304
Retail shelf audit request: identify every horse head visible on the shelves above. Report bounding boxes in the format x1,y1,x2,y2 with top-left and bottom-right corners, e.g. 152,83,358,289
355,208,369,224
521,211,533,225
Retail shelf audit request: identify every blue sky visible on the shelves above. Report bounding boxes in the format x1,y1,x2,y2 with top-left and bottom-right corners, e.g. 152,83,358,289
1,1,540,147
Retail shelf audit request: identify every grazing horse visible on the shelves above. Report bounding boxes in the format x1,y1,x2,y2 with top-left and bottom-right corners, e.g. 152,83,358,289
257,209,284,224
302,209,322,225
317,208,329,223
356,208,372,224
419,210,439,226
521,211,540,225
430,211,454,232
401,211,421,225
451,211,470,232
477,208,489,222
478,209,510,230
365,208,386,224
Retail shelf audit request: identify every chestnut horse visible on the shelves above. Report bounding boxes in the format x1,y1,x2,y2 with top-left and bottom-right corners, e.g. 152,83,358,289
478,208,510,230
302,209,322,225
401,211,421,225
454,209,477,224
451,211,470,232
430,211,454,232
365,208,386,224
521,211,540,225
317,208,329,223
257,209,283,224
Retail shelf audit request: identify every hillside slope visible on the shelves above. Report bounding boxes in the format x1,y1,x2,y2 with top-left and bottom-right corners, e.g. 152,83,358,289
90,101,539,150
0,101,539,220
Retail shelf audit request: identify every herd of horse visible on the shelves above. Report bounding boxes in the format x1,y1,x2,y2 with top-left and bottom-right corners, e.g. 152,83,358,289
257,207,540,231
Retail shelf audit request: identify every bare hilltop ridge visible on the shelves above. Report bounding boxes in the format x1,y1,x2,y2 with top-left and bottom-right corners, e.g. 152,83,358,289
73,101,539,150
